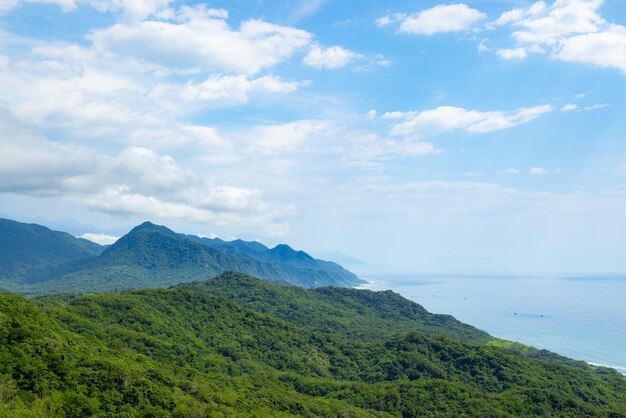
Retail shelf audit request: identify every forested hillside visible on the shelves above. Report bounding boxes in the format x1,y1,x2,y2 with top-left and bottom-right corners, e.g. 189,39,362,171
1,272,624,417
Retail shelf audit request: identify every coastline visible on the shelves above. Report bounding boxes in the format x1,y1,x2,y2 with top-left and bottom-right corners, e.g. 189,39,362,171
354,275,626,376
587,362,626,375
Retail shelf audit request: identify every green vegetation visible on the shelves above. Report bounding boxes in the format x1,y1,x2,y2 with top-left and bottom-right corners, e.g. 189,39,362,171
1,219,363,295
0,218,103,283
1,272,625,417
180,272,490,344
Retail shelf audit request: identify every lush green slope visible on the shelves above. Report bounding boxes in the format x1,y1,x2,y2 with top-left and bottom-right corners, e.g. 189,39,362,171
181,272,491,344
4,220,363,294
2,274,625,417
0,292,378,417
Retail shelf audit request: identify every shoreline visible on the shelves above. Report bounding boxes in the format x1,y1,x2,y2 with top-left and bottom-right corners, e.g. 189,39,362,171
587,361,626,375
354,276,626,377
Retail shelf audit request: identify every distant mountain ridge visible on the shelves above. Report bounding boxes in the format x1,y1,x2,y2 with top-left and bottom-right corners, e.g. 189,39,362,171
0,218,363,295
0,218,103,283
186,234,358,288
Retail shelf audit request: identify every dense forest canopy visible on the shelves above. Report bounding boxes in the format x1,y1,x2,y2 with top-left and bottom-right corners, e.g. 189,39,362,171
1,272,625,417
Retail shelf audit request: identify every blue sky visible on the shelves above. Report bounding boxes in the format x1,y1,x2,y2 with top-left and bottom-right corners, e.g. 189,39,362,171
1,0,626,274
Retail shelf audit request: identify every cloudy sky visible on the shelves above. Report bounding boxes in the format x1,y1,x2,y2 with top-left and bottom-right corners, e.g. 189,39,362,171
1,0,626,274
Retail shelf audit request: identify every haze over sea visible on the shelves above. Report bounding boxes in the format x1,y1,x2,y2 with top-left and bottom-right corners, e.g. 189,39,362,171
363,274,626,375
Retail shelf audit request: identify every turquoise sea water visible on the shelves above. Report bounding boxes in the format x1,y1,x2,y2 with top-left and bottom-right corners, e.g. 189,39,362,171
363,275,626,374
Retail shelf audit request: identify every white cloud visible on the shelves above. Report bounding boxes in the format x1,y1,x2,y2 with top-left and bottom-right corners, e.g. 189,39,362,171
495,0,604,44
559,102,609,112
232,118,441,164
381,111,407,119
79,232,120,245
503,168,521,174
379,4,486,35
557,24,626,72
0,37,306,152
478,39,489,53
529,166,562,174
375,56,392,67
0,112,292,234
0,114,95,194
364,109,377,119
375,14,396,27
386,104,553,137
303,44,357,69
152,74,301,105
495,0,626,73
196,232,221,239
584,103,609,110
0,0,18,12
251,120,331,150
497,47,528,59
89,6,312,74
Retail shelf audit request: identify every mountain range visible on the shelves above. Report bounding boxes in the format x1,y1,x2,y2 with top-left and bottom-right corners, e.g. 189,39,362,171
0,218,363,295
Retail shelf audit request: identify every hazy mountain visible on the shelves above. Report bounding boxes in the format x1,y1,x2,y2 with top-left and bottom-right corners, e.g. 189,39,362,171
1,219,363,294
0,218,103,285
187,235,361,288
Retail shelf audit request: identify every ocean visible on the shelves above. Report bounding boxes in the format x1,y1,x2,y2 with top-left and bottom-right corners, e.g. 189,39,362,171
362,274,626,374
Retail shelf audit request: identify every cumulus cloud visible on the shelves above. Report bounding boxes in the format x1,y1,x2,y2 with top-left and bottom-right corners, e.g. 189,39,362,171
0,39,304,151
495,0,626,73
558,24,626,72
384,104,553,137
0,112,292,234
302,44,357,69
0,114,96,194
89,6,312,74
151,74,302,106
378,4,486,35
